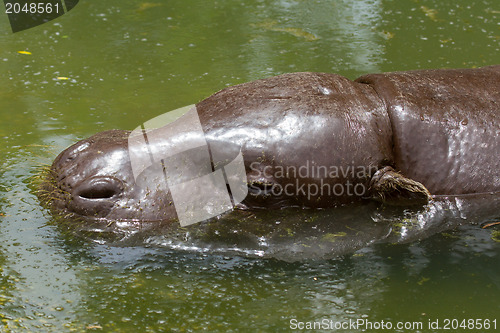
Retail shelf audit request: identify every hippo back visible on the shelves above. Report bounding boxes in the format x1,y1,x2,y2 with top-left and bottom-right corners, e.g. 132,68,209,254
195,72,394,207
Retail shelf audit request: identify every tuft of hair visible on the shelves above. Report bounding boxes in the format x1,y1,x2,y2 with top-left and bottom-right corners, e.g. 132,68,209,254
369,166,432,206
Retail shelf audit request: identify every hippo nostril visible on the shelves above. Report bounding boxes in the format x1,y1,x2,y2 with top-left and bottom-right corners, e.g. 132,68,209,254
79,187,117,199
75,177,123,200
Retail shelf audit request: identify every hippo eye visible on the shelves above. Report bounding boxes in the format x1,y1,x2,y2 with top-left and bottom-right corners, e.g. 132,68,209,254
66,142,90,161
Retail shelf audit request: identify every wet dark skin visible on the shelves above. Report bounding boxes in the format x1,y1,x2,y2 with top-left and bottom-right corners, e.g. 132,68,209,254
40,65,500,222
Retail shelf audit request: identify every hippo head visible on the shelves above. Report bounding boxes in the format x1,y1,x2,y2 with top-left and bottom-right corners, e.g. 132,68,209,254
41,129,178,222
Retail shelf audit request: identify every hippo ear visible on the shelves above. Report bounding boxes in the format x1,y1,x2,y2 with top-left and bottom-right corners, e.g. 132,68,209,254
369,166,432,206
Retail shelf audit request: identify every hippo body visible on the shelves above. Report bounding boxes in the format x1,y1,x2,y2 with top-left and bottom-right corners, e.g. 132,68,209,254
41,66,500,225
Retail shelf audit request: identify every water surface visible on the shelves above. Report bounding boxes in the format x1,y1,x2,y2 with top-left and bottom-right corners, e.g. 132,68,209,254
0,0,499,331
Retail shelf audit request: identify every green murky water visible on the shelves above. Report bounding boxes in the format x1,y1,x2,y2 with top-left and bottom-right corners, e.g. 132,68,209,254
0,0,499,331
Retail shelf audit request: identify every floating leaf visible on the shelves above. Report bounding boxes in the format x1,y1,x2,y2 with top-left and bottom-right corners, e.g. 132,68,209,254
56,77,70,80
17,51,31,55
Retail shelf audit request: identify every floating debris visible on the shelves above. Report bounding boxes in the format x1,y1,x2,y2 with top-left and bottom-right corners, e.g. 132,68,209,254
492,231,500,243
17,51,31,55
417,277,430,285
252,21,319,41
420,6,438,22
86,324,103,330
322,232,347,242
380,30,395,40
56,77,70,80
482,221,500,228
137,2,162,12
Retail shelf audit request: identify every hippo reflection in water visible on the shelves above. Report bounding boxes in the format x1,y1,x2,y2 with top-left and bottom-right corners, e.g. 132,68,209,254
39,66,500,260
